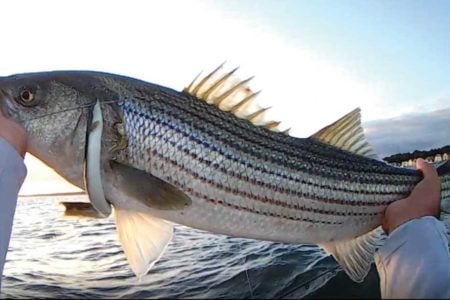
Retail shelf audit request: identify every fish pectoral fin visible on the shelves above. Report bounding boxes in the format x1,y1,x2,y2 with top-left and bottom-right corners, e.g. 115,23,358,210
115,208,173,278
319,226,386,283
109,161,192,210
309,108,379,160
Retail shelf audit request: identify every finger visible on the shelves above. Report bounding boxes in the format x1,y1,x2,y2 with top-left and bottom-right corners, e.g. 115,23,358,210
0,105,10,120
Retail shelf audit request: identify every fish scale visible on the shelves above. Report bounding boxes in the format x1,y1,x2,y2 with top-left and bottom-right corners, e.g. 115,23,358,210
122,94,414,186
148,89,416,184
124,100,414,194
120,94,405,226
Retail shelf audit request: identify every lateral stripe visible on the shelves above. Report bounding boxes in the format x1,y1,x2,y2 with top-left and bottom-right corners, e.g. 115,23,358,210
123,103,415,199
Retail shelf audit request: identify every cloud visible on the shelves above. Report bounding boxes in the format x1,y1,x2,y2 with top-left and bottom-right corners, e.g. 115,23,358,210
363,107,450,158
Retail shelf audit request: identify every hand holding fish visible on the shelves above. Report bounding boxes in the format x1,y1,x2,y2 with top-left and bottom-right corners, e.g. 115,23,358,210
382,158,441,235
0,108,27,158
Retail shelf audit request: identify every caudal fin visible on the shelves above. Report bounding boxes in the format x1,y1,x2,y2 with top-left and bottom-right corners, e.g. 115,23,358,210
437,160,450,176
437,161,450,214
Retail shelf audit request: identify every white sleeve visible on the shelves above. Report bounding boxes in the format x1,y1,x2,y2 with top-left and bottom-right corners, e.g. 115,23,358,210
375,216,450,299
0,138,27,290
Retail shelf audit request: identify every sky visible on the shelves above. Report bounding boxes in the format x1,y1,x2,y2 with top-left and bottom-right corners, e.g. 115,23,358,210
0,0,449,195
365,107,450,158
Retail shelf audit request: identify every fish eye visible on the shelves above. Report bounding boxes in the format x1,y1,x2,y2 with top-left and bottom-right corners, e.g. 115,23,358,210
20,90,34,102
17,87,37,106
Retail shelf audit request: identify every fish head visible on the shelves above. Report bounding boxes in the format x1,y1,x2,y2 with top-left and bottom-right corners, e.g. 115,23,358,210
0,71,103,189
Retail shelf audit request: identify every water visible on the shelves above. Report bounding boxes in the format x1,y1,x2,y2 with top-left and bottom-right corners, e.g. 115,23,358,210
1,196,361,299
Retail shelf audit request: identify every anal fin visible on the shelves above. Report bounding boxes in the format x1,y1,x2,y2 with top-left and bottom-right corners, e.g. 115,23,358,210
319,226,386,282
115,209,173,278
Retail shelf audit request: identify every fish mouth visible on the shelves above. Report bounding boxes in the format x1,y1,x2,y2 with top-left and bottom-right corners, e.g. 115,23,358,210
0,89,19,119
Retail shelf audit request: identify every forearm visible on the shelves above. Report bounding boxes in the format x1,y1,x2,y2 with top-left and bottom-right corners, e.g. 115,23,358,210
375,216,450,299
0,137,27,289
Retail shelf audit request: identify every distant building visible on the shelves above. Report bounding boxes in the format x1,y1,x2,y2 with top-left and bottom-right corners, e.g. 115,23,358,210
386,147,449,167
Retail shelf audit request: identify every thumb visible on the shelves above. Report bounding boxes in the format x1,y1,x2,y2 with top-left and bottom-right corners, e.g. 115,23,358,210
416,158,439,184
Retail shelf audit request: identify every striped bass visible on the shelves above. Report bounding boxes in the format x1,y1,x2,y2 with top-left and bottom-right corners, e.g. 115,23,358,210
0,64,449,282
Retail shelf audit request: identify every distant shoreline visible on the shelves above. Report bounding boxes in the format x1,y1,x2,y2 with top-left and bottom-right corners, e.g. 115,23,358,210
19,191,86,198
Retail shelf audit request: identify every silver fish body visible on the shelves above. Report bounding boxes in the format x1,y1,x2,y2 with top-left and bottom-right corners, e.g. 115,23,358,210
109,86,415,242
0,69,449,282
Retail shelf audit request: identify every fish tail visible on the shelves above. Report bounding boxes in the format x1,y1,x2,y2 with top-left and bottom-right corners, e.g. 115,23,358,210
438,161,450,213
438,160,450,176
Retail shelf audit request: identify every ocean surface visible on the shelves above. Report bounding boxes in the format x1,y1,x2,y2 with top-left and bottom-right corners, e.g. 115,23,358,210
1,195,380,299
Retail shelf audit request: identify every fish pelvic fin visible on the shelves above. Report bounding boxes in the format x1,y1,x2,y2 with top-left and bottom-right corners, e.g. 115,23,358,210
319,226,386,283
115,208,173,278
183,63,286,133
310,108,379,160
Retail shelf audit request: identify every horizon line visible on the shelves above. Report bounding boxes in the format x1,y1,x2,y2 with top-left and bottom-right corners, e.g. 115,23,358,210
19,191,86,198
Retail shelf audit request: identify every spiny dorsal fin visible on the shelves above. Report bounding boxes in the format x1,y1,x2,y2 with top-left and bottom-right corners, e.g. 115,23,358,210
310,108,378,159
183,64,284,132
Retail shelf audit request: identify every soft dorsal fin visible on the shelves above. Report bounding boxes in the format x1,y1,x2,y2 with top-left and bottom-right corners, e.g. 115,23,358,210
183,63,286,133
310,108,378,159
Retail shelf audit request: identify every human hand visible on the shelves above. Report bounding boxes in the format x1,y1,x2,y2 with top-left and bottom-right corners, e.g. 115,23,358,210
0,109,27,158
382,158,441,235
